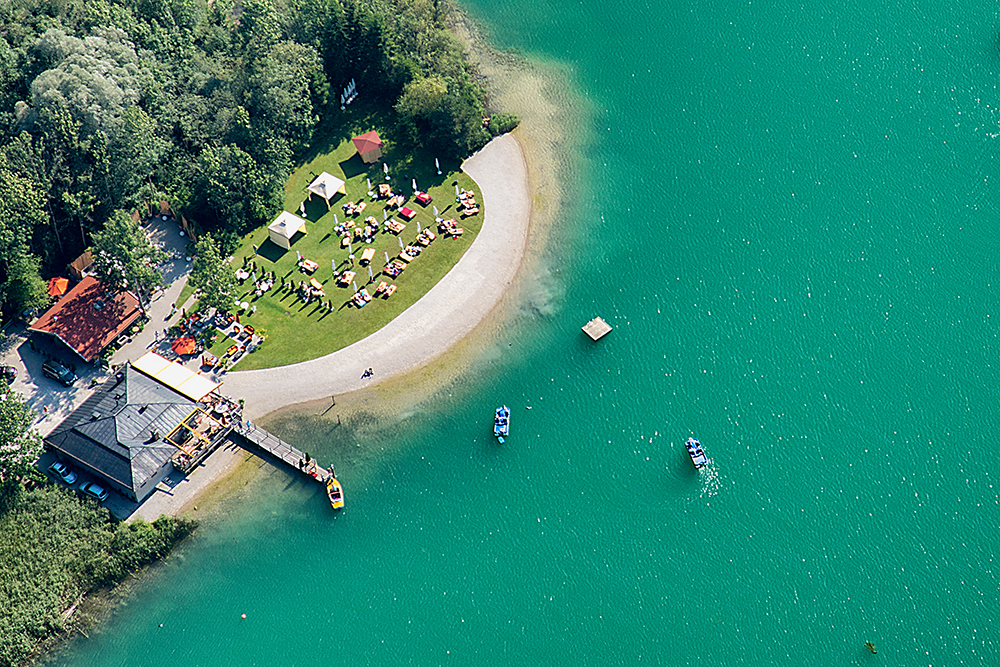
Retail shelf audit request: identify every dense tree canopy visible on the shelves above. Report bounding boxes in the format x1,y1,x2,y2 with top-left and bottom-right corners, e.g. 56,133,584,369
0,0,514,320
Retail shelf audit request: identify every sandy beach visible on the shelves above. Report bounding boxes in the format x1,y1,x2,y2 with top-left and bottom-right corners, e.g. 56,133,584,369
220,133,531,419
119,132,531,519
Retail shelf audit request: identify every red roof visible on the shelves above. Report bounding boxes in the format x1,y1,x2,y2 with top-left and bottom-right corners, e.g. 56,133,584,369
29,276,142,362
351,131,383,155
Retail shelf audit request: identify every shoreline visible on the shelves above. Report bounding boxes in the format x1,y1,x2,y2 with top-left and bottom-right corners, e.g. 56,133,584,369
219,132,532,420
128,132,533,520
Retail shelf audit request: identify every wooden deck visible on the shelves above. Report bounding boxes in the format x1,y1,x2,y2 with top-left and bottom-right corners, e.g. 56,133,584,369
582,317,612,341
230,420,330,484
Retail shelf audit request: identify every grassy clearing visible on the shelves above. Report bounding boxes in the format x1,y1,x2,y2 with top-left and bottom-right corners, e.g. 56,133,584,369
219,136,484,370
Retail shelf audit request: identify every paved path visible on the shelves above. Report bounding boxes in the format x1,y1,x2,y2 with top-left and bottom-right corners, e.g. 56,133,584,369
2,215,195,435
222,134,530,418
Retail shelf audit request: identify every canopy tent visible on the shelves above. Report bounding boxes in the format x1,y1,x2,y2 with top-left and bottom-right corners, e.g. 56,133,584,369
132,351,221,402
307,172,346,209
47,277,69,297
352,131,383,163
268,211,308,250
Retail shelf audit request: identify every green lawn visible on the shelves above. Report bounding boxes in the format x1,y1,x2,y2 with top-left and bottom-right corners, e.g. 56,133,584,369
220,137,484,370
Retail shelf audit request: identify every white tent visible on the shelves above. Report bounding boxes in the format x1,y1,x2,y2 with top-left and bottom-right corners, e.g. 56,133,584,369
307,172,347,209
268,211,308,249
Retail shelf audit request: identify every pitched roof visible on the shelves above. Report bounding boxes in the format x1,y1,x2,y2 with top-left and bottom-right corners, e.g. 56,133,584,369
351,130,383,155
268,211,308,241
28,276,142,361
44,365,195,496
307,172,346,200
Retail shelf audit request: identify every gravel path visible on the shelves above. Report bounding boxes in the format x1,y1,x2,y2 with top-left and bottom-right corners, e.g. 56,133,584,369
222,134,530,418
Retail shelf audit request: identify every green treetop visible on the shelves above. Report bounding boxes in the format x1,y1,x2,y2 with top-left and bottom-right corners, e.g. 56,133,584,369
188,234,237,315
90,210,165,308
0,381,42,481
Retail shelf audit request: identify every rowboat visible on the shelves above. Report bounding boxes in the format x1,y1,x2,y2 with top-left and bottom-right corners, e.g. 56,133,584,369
326,475,345,510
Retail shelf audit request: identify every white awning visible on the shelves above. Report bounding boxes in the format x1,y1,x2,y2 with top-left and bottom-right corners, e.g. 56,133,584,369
132,351,221,401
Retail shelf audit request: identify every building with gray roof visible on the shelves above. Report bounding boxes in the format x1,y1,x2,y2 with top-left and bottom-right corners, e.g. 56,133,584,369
45,365,198,502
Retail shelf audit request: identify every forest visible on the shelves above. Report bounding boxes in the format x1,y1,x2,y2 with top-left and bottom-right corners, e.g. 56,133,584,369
0,0,514,324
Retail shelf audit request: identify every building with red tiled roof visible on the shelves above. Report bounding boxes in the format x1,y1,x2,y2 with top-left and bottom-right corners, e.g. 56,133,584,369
29,276,142,362
351,130,383,163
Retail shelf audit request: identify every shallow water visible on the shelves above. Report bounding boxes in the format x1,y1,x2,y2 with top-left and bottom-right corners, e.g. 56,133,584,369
55,0,1000,665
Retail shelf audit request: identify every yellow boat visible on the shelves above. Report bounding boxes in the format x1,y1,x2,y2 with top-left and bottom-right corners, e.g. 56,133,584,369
326,476,345,510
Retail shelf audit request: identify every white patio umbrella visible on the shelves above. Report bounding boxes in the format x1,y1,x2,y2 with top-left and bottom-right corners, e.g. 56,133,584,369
347,243,353,254
383,210,388,220
334,213,338,226
433,205,439,217
367,177,372,190
383,163,390,180
435,158,441,175
367,266,373,280
455,184,460,197
384,251,390,263
352,281,358,292
416,222,421,232
332,259,336,271
296,250,301,261
398,237,404,249
412,178,418,193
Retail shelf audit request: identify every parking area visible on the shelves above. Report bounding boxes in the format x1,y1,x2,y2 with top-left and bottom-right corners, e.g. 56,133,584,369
34,448,139,519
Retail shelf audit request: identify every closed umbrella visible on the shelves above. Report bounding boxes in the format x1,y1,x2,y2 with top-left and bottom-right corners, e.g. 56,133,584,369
433,205,439,217
384,163,390,180
435,158,441,175
384,251,390,263
412,178,418,193
367,266,373,280
398,237,404,249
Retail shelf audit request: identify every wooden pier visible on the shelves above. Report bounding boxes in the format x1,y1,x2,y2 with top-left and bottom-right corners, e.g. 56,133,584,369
230,420,330,484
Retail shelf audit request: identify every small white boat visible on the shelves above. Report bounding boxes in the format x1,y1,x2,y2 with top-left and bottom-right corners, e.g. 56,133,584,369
494,406,510,443
685,437,707,468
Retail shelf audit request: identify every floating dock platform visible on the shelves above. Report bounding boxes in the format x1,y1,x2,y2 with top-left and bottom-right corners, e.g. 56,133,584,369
582,317,612,341
230,420,330,484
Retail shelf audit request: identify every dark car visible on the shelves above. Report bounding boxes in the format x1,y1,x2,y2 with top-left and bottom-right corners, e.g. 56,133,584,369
42,360,77,387
0,366,14,384
79,482,109,502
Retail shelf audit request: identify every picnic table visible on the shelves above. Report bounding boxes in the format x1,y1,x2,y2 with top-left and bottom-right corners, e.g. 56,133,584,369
338,270,356,285
399,206,416,220
415,191,433,205
360,248,376,265
387,219,406,234
299,259,318,273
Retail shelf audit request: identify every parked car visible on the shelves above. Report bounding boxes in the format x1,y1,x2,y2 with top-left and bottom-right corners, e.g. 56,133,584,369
48,461,78,485
79,482,109,502
0,366,15,383
42,360,77,386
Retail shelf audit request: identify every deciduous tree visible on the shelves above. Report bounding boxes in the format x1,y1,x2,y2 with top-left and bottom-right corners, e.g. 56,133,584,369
0,384,42,481
90,210,165,308
188,234,236,315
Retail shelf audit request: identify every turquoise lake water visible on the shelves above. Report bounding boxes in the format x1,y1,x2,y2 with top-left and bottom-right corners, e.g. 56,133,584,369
56,0,1000,665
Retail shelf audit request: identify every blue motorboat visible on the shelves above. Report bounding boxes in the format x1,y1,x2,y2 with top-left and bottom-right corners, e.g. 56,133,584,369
685,437,707,468
494,406,510,443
